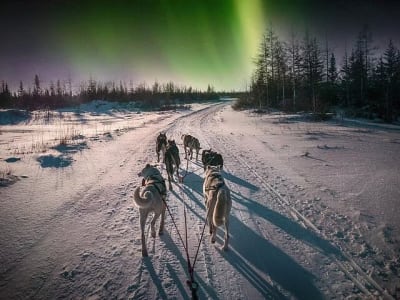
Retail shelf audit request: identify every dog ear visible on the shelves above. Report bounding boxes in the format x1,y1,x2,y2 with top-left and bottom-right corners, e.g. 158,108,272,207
145,163,150,168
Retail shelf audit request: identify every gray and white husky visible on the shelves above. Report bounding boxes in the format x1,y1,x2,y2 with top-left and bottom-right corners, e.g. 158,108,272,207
133,164,167,257
164,139,180,191
182,134,201,161
203,165,232,250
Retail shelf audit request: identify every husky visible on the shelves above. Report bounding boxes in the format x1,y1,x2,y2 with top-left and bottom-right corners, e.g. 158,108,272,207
133,164,167,257
164,139,180,190
203,165,232,250
182,134,201,160
201,149,224,170
156,133,167,163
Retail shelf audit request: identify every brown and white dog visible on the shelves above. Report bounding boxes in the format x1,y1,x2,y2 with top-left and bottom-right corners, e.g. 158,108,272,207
203,165,232,250
181,134,201,160
133,164,167,257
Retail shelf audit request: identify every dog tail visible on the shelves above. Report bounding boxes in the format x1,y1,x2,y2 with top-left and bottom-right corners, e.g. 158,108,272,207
213,187,231,227
133,186,154,209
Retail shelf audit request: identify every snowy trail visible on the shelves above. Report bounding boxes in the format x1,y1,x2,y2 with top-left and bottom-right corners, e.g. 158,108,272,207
1,102,398,299
164,104,329,299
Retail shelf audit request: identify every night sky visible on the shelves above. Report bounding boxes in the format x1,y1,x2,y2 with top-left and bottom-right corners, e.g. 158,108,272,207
1,0,399,92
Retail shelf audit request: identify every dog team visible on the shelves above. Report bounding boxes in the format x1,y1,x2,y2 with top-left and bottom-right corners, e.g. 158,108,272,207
133,132,231,257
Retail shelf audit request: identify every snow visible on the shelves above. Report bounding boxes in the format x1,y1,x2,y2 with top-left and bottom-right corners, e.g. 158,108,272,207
0,101,399,299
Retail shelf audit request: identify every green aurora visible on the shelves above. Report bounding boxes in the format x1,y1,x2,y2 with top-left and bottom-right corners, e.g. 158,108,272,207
51,0,267,90
1,0,399,91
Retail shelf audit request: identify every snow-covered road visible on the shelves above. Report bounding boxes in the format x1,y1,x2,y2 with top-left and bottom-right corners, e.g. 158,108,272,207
1,101,399,299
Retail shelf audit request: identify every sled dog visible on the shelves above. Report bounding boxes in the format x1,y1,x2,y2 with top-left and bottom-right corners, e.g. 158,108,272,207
203,165,231,250
201,149,224,170
182,134,201,160
134,164,167,257
156,133,167,163
164,139,180,190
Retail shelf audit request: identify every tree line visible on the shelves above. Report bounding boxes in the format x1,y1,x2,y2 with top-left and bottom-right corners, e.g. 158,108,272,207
239,25,400,122
0,76,219,111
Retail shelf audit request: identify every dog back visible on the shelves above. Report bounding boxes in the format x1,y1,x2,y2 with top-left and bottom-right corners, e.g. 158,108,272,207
213,185,231,226
202,150,223,169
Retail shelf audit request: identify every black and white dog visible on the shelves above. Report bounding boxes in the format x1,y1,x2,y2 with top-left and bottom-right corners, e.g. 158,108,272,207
201,149,224,170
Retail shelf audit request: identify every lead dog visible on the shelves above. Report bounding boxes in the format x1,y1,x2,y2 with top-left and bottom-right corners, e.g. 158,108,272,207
133,164,167,257
203,165,232,250
181,134,201,160
164,139,180,190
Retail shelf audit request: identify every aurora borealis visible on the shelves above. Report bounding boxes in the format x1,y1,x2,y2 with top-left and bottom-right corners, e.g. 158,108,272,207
54,0,265,91
1,0,399,92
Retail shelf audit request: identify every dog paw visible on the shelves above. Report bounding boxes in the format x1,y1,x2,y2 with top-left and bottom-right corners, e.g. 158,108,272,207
158,231,164,236
142,250,148,257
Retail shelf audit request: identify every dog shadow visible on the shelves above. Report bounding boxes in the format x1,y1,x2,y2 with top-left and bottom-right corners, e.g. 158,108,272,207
170,188,323,298
182,160,260,192
170,189,206,224
176,171,204,197
158,204,323,299
159,232,220,300
163,167,329,298
142,258,170,299
223,212,324,299
231,190,342,258
222,170,259,191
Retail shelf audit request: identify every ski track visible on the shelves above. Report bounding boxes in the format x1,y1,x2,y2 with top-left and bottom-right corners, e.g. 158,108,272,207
0,102,397,299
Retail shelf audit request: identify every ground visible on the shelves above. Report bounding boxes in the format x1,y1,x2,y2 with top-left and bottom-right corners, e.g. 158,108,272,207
0,100,399,299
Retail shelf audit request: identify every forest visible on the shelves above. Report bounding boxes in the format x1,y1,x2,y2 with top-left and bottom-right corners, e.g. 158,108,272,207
0,77,220,111
237,25,400,122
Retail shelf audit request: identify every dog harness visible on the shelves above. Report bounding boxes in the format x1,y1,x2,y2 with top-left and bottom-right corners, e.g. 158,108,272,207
204,173,225,191
145,175,167,196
